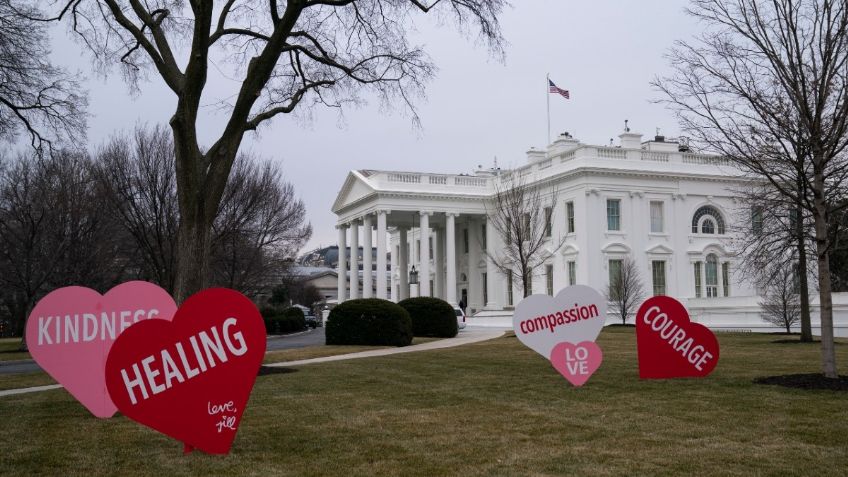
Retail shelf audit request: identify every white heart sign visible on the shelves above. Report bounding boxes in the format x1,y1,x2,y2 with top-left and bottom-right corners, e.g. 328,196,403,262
513,285,607,358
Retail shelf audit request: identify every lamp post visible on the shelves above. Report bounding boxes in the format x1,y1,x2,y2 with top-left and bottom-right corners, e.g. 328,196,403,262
409,266,419,285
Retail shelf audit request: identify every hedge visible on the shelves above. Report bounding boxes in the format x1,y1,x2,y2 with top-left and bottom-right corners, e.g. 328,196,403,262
325,298,412,346
263,307,306,335
397,297,458,338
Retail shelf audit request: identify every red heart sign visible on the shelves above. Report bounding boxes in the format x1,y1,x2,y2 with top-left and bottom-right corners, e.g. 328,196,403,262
635,296,720,379
105,288,266,454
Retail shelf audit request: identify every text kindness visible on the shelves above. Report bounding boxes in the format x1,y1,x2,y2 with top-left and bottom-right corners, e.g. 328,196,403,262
120,318,248,405
519,302,600,335
37,309,161,345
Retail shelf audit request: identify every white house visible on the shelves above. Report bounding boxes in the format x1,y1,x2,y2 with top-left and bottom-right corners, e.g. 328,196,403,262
331,130,848,335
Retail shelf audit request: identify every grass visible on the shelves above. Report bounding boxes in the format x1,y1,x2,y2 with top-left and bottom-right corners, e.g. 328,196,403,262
0,372,56,392
1,329,846,476
0,337,31,362
0,335,445,389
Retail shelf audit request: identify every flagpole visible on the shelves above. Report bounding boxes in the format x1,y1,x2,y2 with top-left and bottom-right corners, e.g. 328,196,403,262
546,73,551,146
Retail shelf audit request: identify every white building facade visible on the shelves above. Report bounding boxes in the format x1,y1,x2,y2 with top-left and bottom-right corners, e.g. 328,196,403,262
332,131,848,335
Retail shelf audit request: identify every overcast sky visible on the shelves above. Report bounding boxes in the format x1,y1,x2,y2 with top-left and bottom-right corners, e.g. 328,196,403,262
50,1,699,253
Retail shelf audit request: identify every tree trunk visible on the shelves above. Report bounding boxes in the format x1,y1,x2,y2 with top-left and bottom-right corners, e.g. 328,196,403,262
170,112,240,303
796,205,813,342
174,214,213,303
812,166,837,378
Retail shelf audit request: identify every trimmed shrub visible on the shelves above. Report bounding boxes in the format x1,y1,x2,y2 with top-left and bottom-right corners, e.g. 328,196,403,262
264,307,306,335
398,297,458,338
326,298,412,346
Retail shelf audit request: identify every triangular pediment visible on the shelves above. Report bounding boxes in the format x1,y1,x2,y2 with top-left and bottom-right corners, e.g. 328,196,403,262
645,244,674,255
332,171,377,213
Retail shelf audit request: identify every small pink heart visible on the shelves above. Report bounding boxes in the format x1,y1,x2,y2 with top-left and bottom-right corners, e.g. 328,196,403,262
549,341,603,387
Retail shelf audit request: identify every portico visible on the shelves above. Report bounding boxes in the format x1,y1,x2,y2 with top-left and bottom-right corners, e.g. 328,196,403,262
331,168,506,312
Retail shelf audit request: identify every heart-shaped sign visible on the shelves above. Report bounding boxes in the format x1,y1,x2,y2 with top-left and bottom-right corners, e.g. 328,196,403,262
25,281,177,418
550,341,603,387
105,288,266,455
635,296,720,379
513,285,607,359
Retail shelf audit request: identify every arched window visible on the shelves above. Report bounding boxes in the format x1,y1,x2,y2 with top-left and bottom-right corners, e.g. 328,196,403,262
705,254,719,297
692,206,725,234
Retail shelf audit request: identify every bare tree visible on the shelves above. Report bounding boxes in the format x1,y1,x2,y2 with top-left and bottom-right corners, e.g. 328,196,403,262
654,0,848,377
39,1,506,302
759,262,801,334
604,256,646,325
212,156,312,298
95,124,311,299
95,125,180,291
485,173,565,298
0,151,123,344
733,182,815,341
0,0,86,150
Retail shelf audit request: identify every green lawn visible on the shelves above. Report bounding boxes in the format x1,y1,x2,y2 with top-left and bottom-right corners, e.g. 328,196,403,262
0,337,31,362
0,329,846,476
263,336,441,364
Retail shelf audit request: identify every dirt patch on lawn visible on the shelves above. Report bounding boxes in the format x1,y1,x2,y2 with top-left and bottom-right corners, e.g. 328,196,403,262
771,339,844,345
754,373,848,391
258,366,298,376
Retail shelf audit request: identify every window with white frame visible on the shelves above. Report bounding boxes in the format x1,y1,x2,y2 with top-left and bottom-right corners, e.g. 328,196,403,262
752,206,764,235
568,261,577,286
650,201,664,233
652,261,666,296
705,254,719,297
722,262,730,297
608,259,623,298
544,207,552,237
507,274,514,305
694,262,702,298
566,201,575,234
692,205,725,234
463,228,469,253
483,272,488,304
546,265,554,295
607,199,621,231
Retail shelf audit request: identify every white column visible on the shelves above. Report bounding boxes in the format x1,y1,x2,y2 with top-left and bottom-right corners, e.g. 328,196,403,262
377,211,388,299
362,215,373,298
337,225,347,303
446,213,458,305
419,212,431,297
399,227,409,300
349,220,360,299
390,233,398,302
486,217,499,309
433,227,443,299
700,260,707,298
468,216,482,312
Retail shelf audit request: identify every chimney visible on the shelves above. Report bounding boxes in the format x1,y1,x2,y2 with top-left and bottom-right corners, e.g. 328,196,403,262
619,131,643,149
547,132,580,156
526,147,546,164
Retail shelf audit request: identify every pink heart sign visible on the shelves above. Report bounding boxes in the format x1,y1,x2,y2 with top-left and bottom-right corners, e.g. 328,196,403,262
513,285,607,358
25,281,177,418
513,285,607,387
549,341,603,387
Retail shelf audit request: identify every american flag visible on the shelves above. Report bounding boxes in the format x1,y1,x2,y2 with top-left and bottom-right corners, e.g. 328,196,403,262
549,79,570,99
